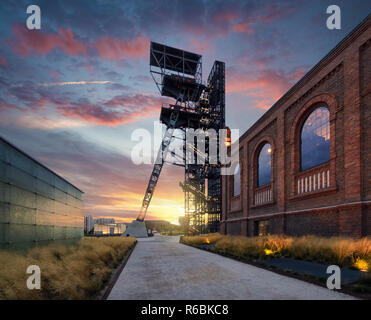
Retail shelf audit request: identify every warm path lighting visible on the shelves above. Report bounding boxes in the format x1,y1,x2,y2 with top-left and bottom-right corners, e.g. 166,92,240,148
354,258,369,272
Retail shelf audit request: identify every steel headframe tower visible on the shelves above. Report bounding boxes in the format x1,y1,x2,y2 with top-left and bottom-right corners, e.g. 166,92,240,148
137,41,225,235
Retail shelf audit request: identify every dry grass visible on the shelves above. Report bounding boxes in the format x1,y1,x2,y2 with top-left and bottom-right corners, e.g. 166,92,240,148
0,237,136,300
181,234,371,271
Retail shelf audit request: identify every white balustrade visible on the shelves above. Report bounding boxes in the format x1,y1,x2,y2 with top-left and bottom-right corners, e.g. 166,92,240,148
297,169,330,195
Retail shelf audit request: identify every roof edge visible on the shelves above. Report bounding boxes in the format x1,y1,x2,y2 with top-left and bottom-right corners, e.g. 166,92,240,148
0,135,84,194
239,13,371,143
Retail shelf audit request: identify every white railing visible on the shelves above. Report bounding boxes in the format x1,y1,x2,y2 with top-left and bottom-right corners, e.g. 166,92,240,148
255,185,273,205
297,167,330,195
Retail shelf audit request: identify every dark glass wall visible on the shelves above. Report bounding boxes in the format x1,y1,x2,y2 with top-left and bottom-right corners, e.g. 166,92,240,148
0,138,83,250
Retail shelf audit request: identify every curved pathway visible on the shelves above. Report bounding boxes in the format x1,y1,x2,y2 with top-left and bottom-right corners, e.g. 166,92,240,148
108,235,356,300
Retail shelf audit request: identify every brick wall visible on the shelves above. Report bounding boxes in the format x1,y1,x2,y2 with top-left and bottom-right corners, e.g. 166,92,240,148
221,16,371,239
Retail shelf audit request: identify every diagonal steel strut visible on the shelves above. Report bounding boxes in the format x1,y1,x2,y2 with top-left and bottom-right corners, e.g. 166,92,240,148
136,110,179,221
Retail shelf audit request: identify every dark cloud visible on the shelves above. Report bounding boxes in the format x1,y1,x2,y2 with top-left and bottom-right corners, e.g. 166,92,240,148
0,127,169,220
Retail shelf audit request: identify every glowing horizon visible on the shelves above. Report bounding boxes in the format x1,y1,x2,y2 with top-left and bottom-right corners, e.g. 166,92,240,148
0,1,369,225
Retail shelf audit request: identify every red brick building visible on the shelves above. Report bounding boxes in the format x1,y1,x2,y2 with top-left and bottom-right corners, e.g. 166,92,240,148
221,15,371,238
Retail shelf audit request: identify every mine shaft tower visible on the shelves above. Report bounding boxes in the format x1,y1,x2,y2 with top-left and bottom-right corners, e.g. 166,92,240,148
137,42,225,234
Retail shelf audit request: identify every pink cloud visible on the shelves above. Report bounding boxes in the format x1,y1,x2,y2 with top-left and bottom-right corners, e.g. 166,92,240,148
48,70,60,80
227,67,307,110
7,24,150,62
0,55,7,66
56,94,170,126
7,24,86,57
187,38,213,54
83,63,93,72
94,34,149,61
232,21,254,34
57,103,129,126
33,97,51,110
212,11,239,24
0,100,25,112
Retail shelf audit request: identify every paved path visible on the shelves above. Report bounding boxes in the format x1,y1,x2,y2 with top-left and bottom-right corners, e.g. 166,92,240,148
108,235,356,300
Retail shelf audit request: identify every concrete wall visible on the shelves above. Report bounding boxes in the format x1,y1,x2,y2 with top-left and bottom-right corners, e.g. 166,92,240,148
0,137,84,250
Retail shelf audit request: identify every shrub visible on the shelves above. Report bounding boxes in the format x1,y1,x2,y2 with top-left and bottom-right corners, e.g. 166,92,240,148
0,237,136,300
181,233,371,271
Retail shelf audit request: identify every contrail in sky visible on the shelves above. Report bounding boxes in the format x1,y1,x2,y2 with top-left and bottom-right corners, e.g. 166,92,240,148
40,81,112,87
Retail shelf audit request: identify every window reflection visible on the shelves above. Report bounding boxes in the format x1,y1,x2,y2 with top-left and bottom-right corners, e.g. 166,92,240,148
258,144,271,187
301,107,330,171
233,164,240,197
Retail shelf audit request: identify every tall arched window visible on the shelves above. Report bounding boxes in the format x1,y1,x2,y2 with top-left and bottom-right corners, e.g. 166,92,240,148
258,144,271,187
301,106,330,171
233,164,240,197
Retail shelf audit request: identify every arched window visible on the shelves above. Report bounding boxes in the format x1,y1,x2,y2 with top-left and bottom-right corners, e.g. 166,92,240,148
301,106,330,171
233,164,240,197
258,144,272,187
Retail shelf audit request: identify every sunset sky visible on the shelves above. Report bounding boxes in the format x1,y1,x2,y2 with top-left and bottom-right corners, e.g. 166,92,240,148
0,0,370,224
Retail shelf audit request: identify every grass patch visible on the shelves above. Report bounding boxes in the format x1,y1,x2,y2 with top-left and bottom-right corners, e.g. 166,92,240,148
180,234,371,271
0,237,136,300
182,234,371,298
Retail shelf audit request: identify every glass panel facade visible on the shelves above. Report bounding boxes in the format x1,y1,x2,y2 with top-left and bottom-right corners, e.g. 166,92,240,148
0,138,83,249
301,107,330,171
258,144,272,187
233,164,240,197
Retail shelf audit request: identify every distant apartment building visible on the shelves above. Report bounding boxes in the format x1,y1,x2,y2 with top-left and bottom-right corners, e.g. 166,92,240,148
93,223,126,235
84,215,94,233
95,218,115,224
0,136,84,249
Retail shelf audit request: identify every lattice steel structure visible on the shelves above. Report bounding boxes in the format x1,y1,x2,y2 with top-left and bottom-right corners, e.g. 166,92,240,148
137,41,225,235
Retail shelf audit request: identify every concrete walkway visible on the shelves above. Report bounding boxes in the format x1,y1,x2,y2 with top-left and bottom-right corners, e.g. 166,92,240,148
108,235,356,300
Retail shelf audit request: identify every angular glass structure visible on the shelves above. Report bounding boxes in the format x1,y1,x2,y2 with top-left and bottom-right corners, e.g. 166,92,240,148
0,137,84,250
301,107,330,171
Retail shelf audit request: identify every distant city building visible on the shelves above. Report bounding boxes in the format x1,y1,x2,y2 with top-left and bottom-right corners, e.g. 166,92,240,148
84,215,94,233
95,218,115,225
116,223,127,234
94,223,126,235
0,136,84,250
